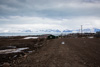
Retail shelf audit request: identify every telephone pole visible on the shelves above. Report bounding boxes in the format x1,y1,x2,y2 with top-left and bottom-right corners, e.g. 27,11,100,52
81,25,83,35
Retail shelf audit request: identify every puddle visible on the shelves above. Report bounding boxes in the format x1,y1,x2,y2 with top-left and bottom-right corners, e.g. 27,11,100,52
7,46,16,49
0,47,29,65
0,47,29,54
0,46,16,50
23,37,38,39
28,50,35,53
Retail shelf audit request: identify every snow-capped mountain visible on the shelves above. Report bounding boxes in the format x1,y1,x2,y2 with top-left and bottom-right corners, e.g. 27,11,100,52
38,28,100,33
63,30,72,32
94,28,100,32
1,28,100,33
21,30,32,33
39,29,61,32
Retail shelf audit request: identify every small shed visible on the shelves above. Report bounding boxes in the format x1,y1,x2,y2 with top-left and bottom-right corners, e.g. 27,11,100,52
94,32,100,38
47,35,56,39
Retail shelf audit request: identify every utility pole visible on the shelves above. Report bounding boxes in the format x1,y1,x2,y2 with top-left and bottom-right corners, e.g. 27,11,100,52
81,25,82,34
81,25,83,36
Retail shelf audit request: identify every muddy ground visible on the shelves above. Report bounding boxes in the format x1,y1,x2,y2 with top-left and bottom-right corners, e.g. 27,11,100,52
0,37,100,67
0,36,45,66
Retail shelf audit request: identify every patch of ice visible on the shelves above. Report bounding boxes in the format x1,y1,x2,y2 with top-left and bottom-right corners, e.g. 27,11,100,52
88,37,94,39
7,46,16,48
0,47,29,54
23,37,38,39
28,51,33,53
12,47,29,53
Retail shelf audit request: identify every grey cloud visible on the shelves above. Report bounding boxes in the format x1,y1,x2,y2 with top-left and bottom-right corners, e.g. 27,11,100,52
0,0,100,18
0,0,100,32
82,0,100,3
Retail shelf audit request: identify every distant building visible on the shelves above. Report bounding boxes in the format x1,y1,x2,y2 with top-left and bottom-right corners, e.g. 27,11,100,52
47,35,56,39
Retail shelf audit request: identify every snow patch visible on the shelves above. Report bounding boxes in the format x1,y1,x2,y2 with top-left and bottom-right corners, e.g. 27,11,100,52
23,37,38,39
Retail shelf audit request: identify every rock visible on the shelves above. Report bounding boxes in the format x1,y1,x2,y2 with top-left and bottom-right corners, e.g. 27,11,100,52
36,60,40,62
3,62,10,67
84,62,86,65
24,55,27,58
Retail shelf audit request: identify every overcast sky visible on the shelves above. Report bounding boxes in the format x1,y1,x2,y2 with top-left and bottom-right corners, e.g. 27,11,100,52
0,0,100,33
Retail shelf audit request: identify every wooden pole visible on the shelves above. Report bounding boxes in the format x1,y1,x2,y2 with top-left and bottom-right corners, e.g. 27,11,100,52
81,25,82,33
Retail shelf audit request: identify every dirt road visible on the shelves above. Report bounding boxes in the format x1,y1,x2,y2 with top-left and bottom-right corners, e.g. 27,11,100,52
14,38,100,67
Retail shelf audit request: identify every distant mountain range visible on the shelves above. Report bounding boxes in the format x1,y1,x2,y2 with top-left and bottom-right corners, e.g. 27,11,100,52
21,30,32,32
39,29,61,32
94,28,100,32
37,28,100,33
6,28,100,33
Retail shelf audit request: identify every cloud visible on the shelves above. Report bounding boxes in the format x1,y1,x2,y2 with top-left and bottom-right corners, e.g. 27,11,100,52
0,0,100,17
0,16,100,33
0,0,100,33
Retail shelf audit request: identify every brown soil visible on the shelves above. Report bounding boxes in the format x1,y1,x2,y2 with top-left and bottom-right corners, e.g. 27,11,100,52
12,38,100,67
0,36,44,66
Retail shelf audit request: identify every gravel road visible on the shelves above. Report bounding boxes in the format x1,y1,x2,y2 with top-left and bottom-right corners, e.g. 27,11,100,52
14,38,100,67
